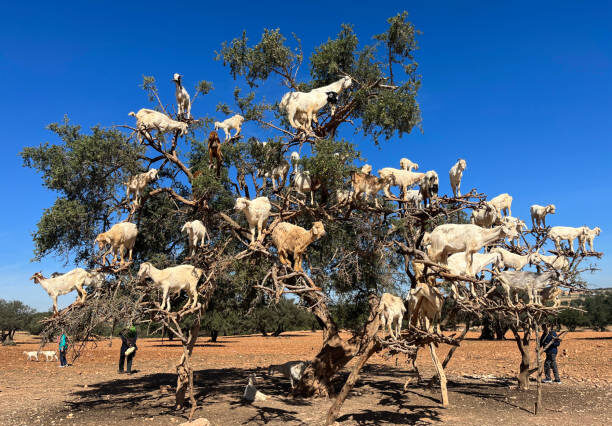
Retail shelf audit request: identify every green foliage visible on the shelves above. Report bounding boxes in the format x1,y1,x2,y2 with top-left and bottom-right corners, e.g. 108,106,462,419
557,308,586,332
217,29,301,88
309,24,359,87
20,118,143,262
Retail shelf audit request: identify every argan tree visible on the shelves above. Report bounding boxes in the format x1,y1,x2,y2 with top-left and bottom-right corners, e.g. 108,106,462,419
22,11,601,424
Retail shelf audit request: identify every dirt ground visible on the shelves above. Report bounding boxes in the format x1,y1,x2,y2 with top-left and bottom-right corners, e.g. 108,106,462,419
0,330,610,425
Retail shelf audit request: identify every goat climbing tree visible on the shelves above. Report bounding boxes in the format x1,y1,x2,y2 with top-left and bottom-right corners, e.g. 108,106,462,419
21,10,601,424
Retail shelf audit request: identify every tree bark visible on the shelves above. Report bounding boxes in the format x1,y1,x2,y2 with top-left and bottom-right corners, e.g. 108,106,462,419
534,323,542,415
294,294,376,398
429,343,449,406
175,314,201,419
325,297,382,425
511,326,532,390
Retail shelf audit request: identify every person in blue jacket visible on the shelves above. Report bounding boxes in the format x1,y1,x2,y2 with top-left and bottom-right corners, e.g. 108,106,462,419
58,333,68,367
541,323,562,383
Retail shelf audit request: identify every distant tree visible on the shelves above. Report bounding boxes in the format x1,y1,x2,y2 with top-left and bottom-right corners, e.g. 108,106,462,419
0,299,36,345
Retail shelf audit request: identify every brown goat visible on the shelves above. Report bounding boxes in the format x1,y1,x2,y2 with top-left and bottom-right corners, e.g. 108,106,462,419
208,131,223,177
271,221,326,272
350,171,387,207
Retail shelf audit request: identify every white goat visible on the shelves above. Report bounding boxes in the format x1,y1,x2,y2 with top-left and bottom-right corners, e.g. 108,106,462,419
377,293,406,340
548,226,586,252
292,171,320,205
41,350,58,361
181,220,210,256
95,222,138,266
172,73,191,119
530,204,556,229
335,188,353,205
234,197,272,243
489,193,513,217
361,164,373,175
490,247,536,271
243,374,267,402
137,262,203,311
279,77,352,133
530,251,570,271
405,270,444,334
419,170,439,207
446,251,503,298
290,151,300,174
125,169,158,205
449,159,467,197
262,160,290,190
128,109,188,140
400,158,419,172
500,216,527,246
24,351,39,361
214,114,244,141
268,361,309,389
30,268,101,315
427,223,518,275
378,168,424,198
403,189,422,209
470,202,500,228
491,270,559,307
579,226,601,252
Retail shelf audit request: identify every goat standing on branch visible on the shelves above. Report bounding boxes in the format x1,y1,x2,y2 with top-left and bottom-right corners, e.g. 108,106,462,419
172,73,191,119
279,77,352,134
208,131,223,177
137,262,203,311
214,114,244,141
30,268,103,315
271,221,326,272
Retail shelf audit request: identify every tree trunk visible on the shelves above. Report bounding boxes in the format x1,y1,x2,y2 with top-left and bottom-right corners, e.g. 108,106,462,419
175,314,201,419
511,326,532,390
209,329,218,342
534,323,542,415
430,343,449,406
479,317,495,340
325,297,382,425
272,323,284,337
293,291,352,397
295,295,380,399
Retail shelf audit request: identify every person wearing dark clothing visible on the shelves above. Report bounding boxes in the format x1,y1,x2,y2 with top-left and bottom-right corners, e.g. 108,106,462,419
541,324,561,383
58,333,68,367
118,326,138,374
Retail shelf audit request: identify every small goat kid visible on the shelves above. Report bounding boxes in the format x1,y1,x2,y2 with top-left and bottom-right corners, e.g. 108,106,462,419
214,114,244,142
579,226,601,252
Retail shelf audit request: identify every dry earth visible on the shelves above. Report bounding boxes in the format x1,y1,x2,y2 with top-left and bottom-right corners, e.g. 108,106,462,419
0,330,610,425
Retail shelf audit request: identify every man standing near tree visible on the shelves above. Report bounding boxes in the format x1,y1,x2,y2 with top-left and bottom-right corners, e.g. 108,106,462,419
118,326,138,374
541,323,562,384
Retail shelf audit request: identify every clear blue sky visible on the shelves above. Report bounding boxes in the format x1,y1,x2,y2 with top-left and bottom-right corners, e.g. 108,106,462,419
1,1,610,311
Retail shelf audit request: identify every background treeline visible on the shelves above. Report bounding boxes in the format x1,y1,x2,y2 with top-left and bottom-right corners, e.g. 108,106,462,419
2,291,610,343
